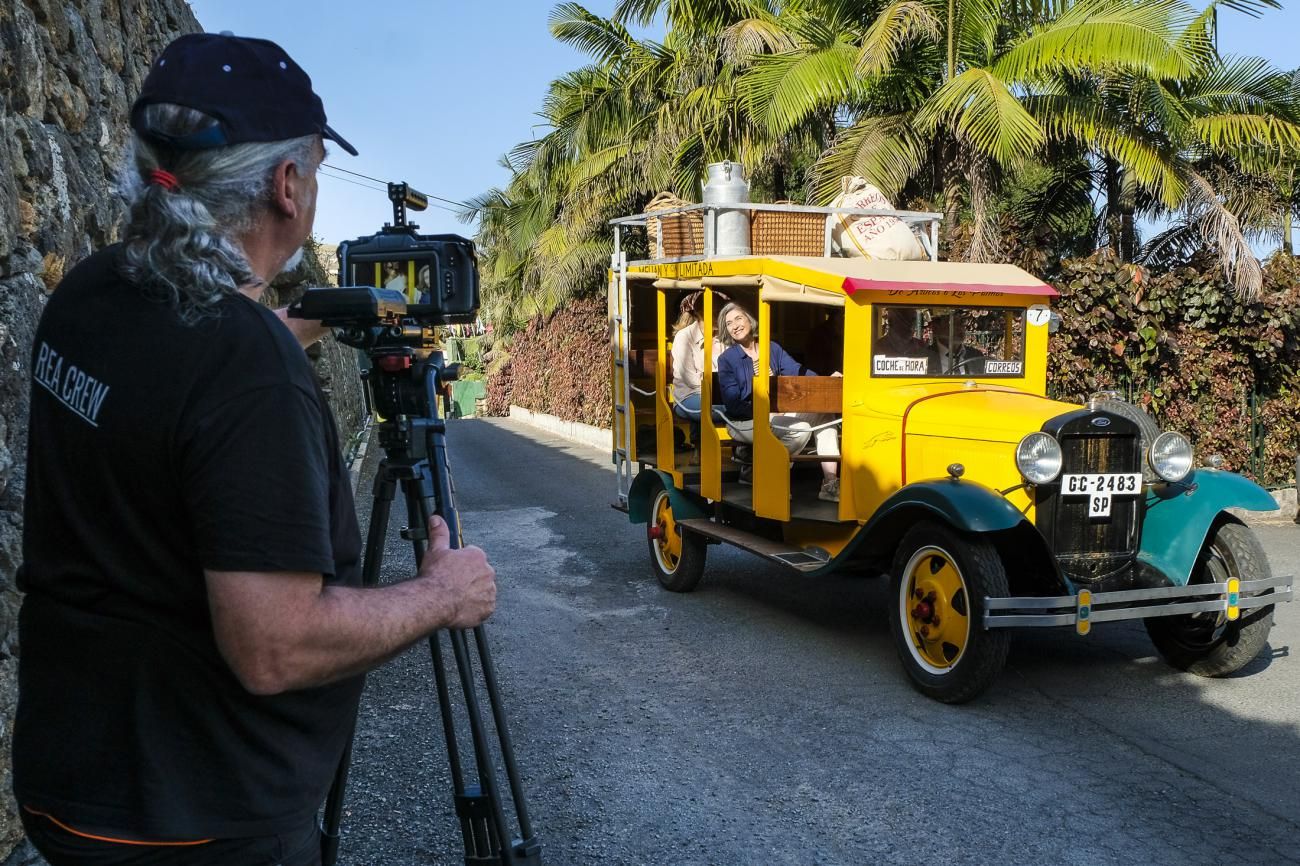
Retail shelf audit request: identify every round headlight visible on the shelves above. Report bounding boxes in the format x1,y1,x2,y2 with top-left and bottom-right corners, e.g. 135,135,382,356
1149,431,1193,482
1016,432,1063,484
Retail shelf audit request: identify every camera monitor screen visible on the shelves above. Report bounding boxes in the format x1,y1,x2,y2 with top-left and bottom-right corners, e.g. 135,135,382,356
338,233,479,324
349,257,432,305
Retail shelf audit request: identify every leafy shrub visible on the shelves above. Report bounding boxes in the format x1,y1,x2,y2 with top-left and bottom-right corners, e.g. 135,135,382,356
484,297,610,427
1049,250,1300,486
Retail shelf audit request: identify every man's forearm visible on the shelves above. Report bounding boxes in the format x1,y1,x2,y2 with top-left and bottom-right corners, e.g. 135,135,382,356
208,519,495,695
206,572,457,695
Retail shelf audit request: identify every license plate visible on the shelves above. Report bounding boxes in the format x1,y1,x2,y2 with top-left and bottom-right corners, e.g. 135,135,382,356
1060,473,1143,520
1060,473,1143,495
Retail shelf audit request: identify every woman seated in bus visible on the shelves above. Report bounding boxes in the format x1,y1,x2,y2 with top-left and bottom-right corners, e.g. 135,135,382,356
716,302,840,503
671,291,725,424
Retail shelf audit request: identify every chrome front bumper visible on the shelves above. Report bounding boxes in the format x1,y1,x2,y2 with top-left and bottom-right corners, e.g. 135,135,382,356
983,575,1294,633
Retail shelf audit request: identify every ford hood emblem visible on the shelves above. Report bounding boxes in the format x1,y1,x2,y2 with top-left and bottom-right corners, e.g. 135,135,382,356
1091,416,1112,427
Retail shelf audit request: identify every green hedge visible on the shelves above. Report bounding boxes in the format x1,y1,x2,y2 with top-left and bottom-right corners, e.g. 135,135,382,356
485,297,610,428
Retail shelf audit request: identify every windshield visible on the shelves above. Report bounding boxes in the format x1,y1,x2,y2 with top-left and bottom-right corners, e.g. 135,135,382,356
871,304,1026,378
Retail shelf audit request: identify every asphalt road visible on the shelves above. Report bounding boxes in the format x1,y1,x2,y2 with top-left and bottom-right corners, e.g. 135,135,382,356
338,417,1300,866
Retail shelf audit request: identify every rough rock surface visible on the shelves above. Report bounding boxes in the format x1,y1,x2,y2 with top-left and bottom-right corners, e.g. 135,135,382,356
0,2,363,858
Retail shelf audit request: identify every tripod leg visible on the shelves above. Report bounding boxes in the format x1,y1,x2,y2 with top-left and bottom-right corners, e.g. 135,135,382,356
401,470,504,861
398,474,470,795
422,423,539,864
321,465,399,866
472,626,538,852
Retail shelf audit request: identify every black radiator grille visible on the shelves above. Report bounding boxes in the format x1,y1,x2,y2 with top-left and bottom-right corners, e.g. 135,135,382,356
1041,430,1143,583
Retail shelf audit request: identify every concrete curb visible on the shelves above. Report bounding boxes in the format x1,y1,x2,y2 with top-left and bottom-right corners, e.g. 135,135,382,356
508,406,609,452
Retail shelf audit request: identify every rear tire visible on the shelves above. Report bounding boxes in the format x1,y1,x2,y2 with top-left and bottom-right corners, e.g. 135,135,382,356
647,487,706,592
1145,520,1274,677
887,521,1010,703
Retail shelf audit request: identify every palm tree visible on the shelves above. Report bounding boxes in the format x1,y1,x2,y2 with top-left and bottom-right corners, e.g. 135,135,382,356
742,0,1206,260
471,0,1300,329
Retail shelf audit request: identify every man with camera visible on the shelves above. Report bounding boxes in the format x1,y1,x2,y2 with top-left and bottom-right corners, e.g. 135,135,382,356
13,33,496,865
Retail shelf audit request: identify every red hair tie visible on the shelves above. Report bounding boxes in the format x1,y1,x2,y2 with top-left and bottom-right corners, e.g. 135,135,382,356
148,169,180,191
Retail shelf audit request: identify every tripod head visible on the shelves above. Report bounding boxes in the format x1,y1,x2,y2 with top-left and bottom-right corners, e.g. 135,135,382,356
289,285,464,425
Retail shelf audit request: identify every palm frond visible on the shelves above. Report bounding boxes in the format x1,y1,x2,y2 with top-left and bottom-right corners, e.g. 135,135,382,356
739,43,862,136
810,114,928,202
855,0,941,76
916,68,1046,165
1214,0,1282,16
720,14,797,62
1034,92,1185,205
1191,113,1300,155
993,0,1201,82
549,3,647,68
1143,170,1264,299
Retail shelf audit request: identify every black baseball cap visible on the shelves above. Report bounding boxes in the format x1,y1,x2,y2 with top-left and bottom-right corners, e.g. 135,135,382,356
131,32,357,156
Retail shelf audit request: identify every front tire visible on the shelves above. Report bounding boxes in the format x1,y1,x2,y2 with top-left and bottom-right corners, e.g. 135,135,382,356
888,521,1010,703
647,487,706,592
1146,520,1274,677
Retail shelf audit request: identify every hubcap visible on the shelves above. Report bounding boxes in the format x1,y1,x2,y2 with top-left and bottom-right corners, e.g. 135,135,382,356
901,546,971,673
651,491,682,573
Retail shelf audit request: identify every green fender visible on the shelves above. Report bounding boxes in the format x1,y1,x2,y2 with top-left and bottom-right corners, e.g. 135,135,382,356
627,469,710,525
801,478,1029,578
1139,469,1278,586
870,478,1028,534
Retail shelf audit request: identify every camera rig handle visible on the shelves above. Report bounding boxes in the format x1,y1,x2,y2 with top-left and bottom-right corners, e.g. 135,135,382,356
389,181,429,231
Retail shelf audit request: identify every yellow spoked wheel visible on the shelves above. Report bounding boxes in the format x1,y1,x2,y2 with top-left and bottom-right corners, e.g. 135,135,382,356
647,487,706,592
888,521,1009,703
901,546,971,672
651,491,683,572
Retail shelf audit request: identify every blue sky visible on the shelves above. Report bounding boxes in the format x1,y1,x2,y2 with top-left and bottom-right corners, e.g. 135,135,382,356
189,1,1299,246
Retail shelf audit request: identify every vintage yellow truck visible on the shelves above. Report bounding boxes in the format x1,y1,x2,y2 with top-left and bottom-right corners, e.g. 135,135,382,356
608,202,1293,703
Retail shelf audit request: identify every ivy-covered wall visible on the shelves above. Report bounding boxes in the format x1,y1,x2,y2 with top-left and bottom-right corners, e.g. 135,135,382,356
486,297,610,428
1048,252,1300,487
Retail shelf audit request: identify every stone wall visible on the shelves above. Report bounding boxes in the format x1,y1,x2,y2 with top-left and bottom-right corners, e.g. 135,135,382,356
0,2,364,859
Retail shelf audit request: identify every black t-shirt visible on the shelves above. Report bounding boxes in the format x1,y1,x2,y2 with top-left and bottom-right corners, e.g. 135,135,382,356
14,245,365,839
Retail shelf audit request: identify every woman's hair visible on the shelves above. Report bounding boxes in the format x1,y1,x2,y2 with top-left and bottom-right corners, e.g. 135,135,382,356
119,103,321,324
673,290,702,333
717,302,757,348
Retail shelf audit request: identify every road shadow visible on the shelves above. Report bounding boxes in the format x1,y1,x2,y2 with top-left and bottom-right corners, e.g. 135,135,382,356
348,417,1300,865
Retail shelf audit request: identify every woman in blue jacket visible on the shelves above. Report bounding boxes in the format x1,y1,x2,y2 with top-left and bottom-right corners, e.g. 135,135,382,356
716,302,840,502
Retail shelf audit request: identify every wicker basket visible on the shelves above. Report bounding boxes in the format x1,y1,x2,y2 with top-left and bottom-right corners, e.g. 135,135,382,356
646,191,704,259
750,203,827,256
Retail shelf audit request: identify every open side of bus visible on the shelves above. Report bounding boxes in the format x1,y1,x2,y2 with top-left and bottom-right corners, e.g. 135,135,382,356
610,255,1060,582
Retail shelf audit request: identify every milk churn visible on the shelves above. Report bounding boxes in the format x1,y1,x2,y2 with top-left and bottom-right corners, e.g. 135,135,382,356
702,160,751,256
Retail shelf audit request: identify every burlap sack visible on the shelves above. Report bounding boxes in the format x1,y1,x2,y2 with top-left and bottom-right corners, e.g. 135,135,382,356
829,177,926,260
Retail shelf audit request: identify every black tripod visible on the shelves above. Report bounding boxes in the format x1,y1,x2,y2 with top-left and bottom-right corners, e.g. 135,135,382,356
320,347,541,866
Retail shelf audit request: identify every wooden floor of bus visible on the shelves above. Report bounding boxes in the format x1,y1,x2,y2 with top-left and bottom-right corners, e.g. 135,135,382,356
643,454,844,523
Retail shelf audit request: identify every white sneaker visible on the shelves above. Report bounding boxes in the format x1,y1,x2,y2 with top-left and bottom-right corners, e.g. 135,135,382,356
818,478,840,502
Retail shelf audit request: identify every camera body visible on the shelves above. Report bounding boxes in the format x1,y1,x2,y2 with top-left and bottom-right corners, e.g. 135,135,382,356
338,229,479,324
289,180,479,329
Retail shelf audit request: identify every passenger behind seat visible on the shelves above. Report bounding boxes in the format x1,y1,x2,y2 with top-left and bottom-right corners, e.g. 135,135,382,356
716,302,840,503
671,290,726,425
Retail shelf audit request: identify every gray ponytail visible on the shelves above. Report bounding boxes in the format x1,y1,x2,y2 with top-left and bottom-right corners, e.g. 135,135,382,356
120,103,319,324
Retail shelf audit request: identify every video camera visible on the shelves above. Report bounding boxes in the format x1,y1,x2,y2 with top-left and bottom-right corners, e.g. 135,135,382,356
287,180,481,420
288,180,480,350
